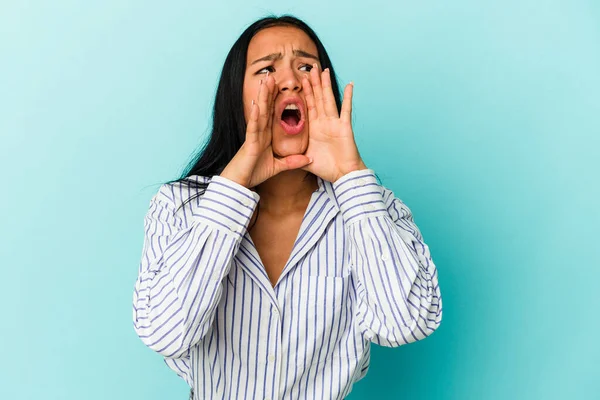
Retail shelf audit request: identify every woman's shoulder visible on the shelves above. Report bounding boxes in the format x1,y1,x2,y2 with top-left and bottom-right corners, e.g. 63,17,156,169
152,175,213,209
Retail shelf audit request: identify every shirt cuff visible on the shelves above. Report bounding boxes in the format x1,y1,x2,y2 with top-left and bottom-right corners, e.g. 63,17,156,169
192,175,260,237
332,169,387,224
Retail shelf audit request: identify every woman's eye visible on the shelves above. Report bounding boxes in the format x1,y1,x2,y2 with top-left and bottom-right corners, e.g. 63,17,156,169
299,64,313,72
257,66,274,74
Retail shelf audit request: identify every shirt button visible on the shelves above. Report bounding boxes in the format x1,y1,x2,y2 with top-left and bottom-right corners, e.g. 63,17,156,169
356,178,366,186
273,308,279,317
265,398,271,400
381,253,389,261
268,354,275,362
242,198,251,207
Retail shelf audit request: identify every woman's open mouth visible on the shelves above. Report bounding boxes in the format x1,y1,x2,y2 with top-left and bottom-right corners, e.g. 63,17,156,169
278,100,305,135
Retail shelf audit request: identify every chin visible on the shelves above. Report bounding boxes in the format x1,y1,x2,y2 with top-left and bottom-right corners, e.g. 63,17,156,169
272,131,308,157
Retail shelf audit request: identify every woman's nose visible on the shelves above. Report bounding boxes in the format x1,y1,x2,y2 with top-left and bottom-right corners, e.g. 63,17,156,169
276,68,302,93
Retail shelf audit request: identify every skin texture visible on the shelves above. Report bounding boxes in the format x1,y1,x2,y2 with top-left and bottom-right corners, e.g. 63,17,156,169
221,26,367,286
221,25,366,190
243,26,317,158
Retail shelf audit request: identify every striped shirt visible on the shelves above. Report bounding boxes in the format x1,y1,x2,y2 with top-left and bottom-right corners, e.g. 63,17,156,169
132,169,442,399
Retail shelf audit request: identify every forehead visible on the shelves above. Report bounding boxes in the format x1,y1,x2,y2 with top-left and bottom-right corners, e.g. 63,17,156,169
247,26,318,61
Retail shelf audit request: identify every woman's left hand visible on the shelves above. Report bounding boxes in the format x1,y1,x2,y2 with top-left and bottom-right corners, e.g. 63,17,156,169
301,64,367,183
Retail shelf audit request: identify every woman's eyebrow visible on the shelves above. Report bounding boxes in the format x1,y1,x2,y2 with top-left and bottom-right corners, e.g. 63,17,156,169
250,49,319,65
293,49,319,61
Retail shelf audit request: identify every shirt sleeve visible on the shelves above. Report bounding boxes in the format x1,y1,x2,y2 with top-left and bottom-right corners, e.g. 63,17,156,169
132,175,260,359
332,169,443,347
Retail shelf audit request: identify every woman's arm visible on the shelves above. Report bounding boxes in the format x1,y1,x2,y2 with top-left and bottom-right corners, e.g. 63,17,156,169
132,176,259,358
333,169,443,347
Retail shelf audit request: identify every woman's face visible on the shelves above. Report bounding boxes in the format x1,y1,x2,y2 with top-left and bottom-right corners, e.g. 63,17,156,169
243,26,321,157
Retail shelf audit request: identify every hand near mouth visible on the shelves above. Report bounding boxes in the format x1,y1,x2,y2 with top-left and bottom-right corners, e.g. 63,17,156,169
221,73,313,188
301,64,367,183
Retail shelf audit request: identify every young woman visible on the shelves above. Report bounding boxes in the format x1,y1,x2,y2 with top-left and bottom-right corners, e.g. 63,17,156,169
133,15,442,400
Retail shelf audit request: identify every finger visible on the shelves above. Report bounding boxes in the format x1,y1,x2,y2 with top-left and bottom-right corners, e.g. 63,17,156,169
309,63,326,116
340,82,354,123
299,159,316,175
274,154,313,174
258,76,270,131
245,100,260,142
321,68,339,117
265,73,276,131
302,74,318,122
255,77,263,103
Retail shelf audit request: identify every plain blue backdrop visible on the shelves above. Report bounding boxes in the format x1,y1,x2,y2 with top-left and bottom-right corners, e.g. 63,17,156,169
1,1,598,399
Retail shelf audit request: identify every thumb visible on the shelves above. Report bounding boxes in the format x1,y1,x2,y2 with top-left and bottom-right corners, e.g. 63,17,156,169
274,154,313,174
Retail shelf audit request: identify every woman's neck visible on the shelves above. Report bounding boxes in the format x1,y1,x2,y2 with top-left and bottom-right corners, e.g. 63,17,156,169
254,170,318,215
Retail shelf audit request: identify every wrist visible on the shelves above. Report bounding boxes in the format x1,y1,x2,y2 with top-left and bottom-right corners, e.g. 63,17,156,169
334,160,368,182
220,147,254,188
220,165,249,188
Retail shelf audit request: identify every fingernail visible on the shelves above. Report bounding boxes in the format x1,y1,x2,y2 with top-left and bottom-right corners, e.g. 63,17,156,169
309,157,314,163
266,71,270,78
259,79,262,84
251,100,254,106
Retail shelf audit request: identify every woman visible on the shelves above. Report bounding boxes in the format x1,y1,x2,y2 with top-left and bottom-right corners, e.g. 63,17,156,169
133,15,442,400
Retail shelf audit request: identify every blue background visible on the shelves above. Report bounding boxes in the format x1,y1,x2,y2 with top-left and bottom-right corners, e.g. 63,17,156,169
1,1,598,399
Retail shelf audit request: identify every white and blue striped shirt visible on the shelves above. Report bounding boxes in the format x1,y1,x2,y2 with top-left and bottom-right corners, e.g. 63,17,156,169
133,169,442,399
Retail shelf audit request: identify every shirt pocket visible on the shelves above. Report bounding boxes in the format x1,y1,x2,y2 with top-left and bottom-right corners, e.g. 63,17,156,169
298,274,354,366
303,274,349,309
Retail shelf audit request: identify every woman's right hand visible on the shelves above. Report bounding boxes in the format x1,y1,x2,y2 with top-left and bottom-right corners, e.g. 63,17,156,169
219,73,313,188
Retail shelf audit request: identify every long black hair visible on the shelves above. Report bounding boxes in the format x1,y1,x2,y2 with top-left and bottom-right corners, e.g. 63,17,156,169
167,15,343,213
